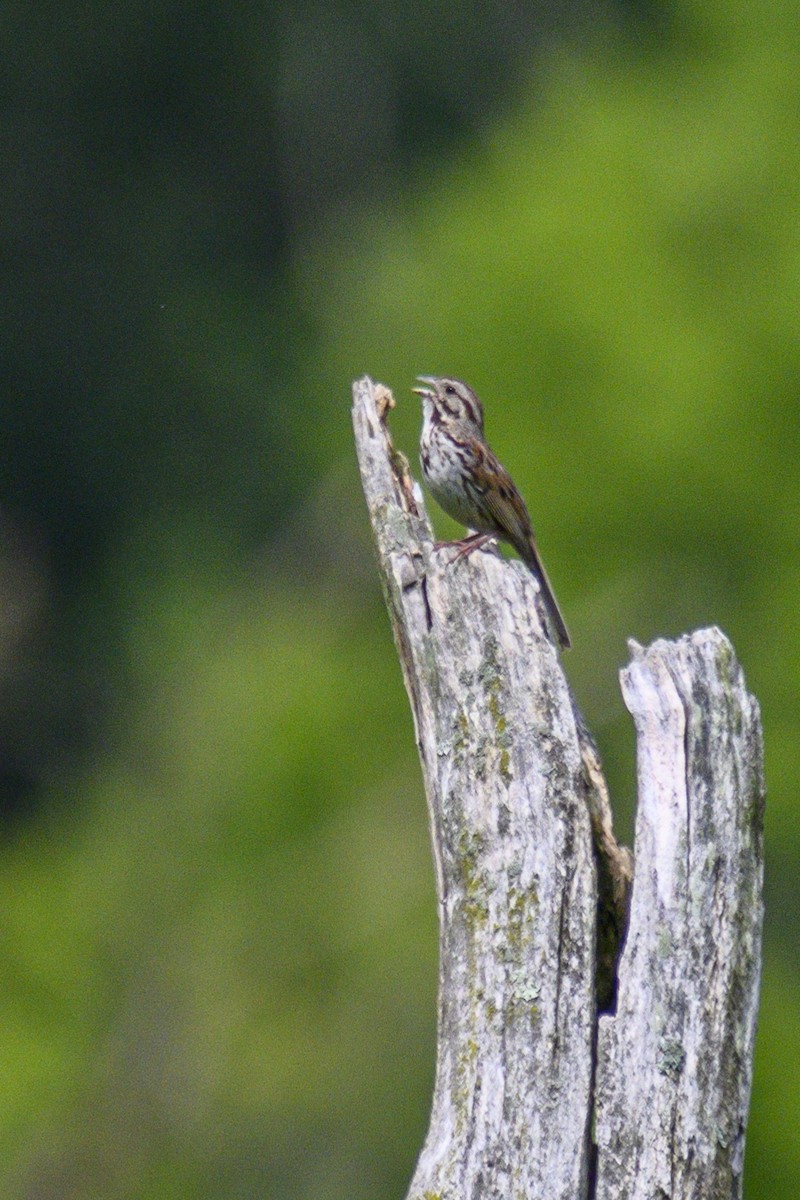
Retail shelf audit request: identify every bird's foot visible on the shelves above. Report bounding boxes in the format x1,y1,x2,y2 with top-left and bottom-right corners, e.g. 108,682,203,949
433,533,497,565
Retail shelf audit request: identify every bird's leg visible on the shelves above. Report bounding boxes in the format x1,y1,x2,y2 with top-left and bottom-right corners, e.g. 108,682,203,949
433,531,498,565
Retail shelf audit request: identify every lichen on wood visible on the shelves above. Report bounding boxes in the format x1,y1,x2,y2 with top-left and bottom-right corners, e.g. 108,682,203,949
594,632,764,1200
351,375,764,1200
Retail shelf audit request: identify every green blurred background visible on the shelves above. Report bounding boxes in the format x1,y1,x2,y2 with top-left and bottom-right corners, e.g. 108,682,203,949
2,0,797,1195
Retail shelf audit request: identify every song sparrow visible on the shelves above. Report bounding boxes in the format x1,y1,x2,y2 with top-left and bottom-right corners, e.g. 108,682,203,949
412,376,571,649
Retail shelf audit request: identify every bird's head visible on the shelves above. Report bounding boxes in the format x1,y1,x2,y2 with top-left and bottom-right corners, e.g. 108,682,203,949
412,376,485,435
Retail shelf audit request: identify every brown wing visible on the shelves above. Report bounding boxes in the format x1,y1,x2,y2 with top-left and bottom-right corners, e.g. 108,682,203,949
470,440,571,649
466,440,534,552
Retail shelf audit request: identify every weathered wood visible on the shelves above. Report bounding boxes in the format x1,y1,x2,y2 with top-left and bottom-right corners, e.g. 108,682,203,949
351,375,764,1200
352,376,597,1199
594,632,764,1200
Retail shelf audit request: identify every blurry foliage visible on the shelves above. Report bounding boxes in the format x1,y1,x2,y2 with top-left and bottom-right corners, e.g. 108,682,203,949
1,0,799,1196
0,0,600,796
2,575,437,1198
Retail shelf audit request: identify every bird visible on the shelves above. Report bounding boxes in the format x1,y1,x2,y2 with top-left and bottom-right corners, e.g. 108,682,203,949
412,375,571,649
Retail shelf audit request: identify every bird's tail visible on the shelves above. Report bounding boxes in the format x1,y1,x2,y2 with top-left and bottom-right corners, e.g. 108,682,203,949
523,540,571,650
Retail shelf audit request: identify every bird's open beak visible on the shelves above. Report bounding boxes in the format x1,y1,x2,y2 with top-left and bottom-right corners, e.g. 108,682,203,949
412,375,437,397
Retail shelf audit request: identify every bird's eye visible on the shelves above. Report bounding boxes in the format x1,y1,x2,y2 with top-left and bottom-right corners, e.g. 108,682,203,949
445,384,456,396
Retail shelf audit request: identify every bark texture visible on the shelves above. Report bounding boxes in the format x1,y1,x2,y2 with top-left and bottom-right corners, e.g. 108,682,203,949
594,633,764,1200
351,376,764,1200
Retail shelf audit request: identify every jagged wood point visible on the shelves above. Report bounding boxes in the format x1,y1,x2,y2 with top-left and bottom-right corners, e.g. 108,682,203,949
352,375,764,1200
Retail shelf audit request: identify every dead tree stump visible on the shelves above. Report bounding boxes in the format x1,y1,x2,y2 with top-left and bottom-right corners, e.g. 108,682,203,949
352,376,764,1200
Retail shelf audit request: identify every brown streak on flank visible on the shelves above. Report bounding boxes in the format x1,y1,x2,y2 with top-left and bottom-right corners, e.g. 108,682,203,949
473,439,491,469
